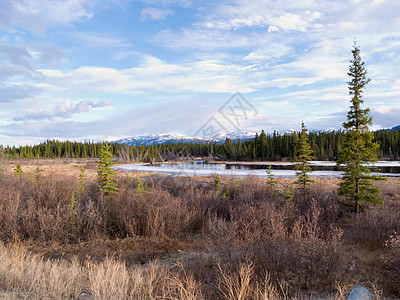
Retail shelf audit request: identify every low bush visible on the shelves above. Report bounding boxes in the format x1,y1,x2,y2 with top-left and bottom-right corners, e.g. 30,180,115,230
350,202,400,248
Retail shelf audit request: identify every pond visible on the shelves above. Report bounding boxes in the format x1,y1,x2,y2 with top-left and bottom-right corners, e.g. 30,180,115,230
114,160,400,178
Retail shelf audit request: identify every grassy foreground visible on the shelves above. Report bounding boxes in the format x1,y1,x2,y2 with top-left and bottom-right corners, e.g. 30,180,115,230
0,159,400,299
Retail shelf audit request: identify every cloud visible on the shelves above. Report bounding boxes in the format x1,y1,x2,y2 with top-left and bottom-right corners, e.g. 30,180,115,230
244,43,293,61
0,0,95,35
55,100,113,117
0,44,34,70
11,99,113,122
139,0,191,6
371,105,400,128
153,28,274,50
140,7,174,21
69,32,131,48
0,41,64,83
0,84,42,102
13,109,52,121
39,56,255,94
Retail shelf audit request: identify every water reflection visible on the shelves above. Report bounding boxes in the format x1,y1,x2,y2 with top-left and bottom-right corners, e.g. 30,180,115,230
152,160,400,175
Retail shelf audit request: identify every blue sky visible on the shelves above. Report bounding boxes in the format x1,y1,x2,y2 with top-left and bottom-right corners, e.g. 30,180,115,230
1,0,400,146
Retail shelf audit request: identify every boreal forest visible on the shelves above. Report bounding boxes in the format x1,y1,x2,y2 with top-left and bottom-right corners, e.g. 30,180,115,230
3,128,400,161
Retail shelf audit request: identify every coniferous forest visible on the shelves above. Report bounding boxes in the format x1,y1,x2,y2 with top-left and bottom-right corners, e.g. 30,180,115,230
3,128,400,161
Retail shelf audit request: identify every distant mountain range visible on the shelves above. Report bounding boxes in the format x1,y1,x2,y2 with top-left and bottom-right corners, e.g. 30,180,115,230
113,125,400,146
391,125,400,131
113,131,257,146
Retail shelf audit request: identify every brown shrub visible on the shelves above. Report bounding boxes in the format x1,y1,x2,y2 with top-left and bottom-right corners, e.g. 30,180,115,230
383,232,400,294
207,198,345,293
351,201,400,248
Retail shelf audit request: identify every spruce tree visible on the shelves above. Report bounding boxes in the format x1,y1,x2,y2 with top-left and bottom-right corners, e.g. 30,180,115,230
337,42,384,213
14,164,23,177
78,166,87,193
97,141,119,196
295,122,315,193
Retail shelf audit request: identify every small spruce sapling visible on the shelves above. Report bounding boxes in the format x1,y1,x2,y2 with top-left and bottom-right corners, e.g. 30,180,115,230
78,166,87,193
214,174,221,191
14,164,23,177
295,122,315,196
0,146,5,178
266,165,277,189
235,179,241,197
136,177,145,196
68,193,78,234
97,141,119,196
284,187,294,202
34,167,42,184
223,187,230,201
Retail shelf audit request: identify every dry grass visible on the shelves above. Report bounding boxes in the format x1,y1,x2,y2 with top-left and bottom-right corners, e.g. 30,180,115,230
0,239,84,299
2,158,165,180
0,240,203,300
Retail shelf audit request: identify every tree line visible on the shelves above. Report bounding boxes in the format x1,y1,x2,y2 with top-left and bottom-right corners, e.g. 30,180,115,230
1,127,399,161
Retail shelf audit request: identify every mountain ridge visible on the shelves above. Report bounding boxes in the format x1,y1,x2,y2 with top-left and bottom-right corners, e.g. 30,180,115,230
113,125,400,146
113,131,257,146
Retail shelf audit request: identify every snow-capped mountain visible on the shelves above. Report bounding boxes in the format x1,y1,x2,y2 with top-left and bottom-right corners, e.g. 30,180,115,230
391,125,400,131
113,131,257,146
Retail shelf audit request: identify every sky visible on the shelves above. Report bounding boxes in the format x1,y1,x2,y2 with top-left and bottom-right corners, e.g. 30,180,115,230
1,0,400,146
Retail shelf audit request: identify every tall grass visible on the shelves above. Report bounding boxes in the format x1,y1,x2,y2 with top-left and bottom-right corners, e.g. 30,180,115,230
0,241,202,299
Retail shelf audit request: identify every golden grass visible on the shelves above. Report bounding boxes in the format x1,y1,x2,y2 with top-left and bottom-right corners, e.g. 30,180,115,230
2,158,165,180
0,240,205,300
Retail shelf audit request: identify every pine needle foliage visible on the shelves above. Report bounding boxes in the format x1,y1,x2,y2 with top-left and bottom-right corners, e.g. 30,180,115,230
14,164,23,177
97,141,119,196
77,166,87,193
214,174,221,191
266,165,277,188
295,122,315,192
337,42,384,213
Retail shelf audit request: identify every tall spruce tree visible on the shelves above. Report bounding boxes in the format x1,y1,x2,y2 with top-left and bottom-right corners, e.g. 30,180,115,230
295,122,315,193
337,42,383,213
97,141,119,196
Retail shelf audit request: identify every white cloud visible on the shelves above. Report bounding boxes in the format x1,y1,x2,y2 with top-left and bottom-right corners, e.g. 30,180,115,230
140,7,174,20
267,25,279,33
11,99,113,122
69,32,131,48
55,99,113,117
244,43,293,61
0,84,42,102
0,0,95,35
13,109,52,121
153,28,274,50
39,56,256,94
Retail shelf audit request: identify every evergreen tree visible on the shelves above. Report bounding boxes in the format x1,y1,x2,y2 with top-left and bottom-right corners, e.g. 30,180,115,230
14,164,23,177
266,165,278,199
97,142,119,196
214,174,221,191
0,146,5,178
224,138,235,159
295,122,315,193
337,42,384,213
78,166,87,193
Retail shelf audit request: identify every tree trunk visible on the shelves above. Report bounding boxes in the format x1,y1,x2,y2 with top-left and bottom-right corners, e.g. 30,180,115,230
355,177,359,213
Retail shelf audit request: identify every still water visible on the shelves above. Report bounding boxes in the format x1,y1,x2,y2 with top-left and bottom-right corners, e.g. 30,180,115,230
115,160,400,178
